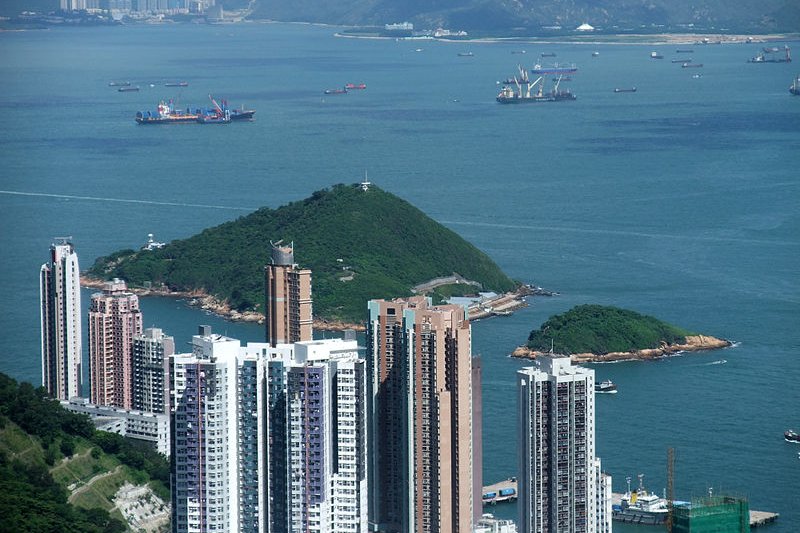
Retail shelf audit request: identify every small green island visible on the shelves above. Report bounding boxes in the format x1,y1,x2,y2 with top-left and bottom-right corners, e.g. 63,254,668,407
513,304,731,362
87,183,520,325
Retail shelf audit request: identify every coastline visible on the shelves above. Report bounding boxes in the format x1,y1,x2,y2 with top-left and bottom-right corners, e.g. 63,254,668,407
81,275,532,332
511,335,732,363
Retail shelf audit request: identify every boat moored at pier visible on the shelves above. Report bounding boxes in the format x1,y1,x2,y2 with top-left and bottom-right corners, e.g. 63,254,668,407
613,475,669,525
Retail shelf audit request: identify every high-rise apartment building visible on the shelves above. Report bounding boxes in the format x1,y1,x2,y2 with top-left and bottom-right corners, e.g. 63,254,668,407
40,239,82,400
517,355,611,533
170,326,268,533
267,338,368,533
132,327,175,414
367,296,476,533
88,278,143,409
264,241,312,347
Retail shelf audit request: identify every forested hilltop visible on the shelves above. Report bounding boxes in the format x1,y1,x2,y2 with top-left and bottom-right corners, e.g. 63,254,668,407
88,184,517,323
527,304,696,355
250,0,800,34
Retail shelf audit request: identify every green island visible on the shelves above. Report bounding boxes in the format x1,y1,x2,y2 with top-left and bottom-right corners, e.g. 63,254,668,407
515,304,730,362
87,183,517,324
0,373,170,532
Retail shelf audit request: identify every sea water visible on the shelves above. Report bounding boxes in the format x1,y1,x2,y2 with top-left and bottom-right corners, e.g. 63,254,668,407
0,24,798,529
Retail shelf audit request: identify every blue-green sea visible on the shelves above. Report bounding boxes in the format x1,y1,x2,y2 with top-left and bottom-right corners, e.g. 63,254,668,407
1,23,798,530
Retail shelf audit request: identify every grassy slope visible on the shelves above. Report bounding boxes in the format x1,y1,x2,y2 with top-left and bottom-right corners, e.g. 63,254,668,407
89,183,516,322
527,304,694,355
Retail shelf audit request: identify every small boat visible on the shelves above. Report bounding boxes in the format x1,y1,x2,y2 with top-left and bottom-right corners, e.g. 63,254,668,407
650,51,664,59
511,50,526,55
324,88,347,95
165,81,188,87
676,49,694,53
540,52,556,57
692,74,702,79
790,75,800,95
682,63,703,68
457,52,474,57
672,58,691,63
592,51,600,57
614,87,636,93
345,83,366,90
595,380,618,393
108,81,130,87
785,430,800,443
118,86,140,92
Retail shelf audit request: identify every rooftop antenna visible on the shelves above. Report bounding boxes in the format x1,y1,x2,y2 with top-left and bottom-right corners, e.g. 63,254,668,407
360,170,371,191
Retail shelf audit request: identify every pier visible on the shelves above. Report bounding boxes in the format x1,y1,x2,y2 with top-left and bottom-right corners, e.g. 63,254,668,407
749,510,779,527
481,478,518,505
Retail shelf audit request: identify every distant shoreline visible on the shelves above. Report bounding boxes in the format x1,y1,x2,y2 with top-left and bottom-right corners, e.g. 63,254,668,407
511,335,733,363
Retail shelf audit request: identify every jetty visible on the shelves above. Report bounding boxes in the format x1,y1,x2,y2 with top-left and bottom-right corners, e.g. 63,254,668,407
481,478,518,505
749,510,779,527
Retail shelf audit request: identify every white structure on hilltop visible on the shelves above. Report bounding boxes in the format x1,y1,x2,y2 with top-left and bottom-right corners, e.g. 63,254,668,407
517,355,611,533
40,239,82,400
266,337,368,533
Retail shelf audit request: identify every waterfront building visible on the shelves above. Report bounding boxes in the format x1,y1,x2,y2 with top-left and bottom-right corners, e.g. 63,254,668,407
132,327,175,414
517,355,611,533
60,397,170,456
264,241,312,347
40,239,82,400
88,278,143,409
367,296,476,533
170,326,268,533
266,338,368,533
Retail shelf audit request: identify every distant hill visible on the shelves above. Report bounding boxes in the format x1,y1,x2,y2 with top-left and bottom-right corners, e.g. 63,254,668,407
249,0,800,34
88,183,517,323
527,304,694,355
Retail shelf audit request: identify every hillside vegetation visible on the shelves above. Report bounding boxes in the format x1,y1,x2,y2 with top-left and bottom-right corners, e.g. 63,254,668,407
88,184,516,323
251,0,800,34
0,373,170,532
527,304,694,355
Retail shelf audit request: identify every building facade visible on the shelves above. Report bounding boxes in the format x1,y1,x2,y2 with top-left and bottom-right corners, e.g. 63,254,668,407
88,278,143,409
267,339,368,533
40,239,82,400
367,296,476,533
170,326,268,533
517,355,611,533
132,327,175,414
264,241,312,346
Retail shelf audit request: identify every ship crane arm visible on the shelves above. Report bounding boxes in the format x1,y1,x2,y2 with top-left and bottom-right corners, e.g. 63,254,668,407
208,95,224,116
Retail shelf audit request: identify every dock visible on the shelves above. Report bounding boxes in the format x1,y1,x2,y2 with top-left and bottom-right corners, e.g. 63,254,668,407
749,510,779,527
481,478,518,505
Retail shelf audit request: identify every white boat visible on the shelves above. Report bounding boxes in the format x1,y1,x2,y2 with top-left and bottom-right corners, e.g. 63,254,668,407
595,380,617,393
612,475,669,525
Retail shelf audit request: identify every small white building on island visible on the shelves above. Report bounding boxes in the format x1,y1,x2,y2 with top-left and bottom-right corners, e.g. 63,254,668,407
576,22,595,31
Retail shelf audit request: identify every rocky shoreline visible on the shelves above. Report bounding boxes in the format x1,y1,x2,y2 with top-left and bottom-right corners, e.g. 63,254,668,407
511,335,732,363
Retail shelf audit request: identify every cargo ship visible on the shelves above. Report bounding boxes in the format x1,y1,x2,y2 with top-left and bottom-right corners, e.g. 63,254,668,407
748,46,792,63
496,65,575,103
165,81,189,87
135,101,200,124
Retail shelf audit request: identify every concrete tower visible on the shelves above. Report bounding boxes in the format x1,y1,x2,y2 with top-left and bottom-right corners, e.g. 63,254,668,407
367,296,475,533
40,239,82,400
264,241,312,347
88,278,142,408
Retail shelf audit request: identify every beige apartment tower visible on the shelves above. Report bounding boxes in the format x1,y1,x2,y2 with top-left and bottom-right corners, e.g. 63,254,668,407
264,241,312,346
367,296,476,533
88,278,143,409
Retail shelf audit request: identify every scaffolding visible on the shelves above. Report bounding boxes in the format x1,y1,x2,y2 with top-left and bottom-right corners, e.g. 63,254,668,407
671,494,750,533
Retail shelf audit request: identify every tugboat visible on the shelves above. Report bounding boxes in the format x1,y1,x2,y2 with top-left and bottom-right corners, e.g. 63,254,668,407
595,380,618,393
785,429,800,443
790,75,800,95
496,65,576,103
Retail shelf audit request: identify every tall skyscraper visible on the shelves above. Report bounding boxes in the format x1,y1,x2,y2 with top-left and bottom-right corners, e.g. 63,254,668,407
170,326,268,533
132,327,175,414
88,278,143,409
267,338,368,533
517,355,611,533
40,239,82,400
367,296,476,533
264,241,312,347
